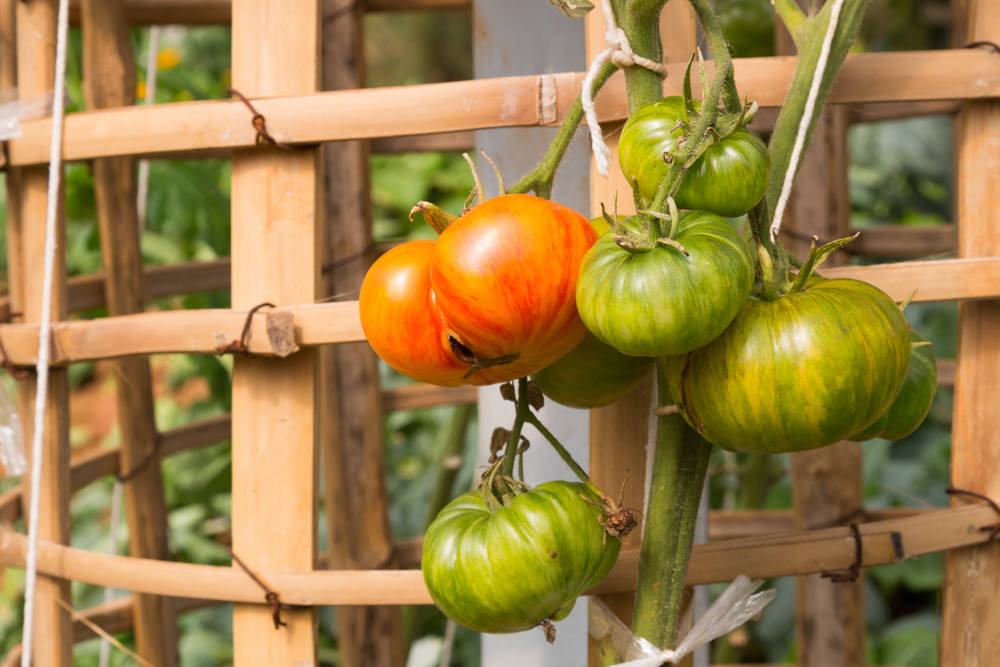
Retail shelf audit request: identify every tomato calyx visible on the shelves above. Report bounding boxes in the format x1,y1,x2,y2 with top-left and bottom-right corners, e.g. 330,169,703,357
448,335,521,379
409,200,457,234
752,227,860,300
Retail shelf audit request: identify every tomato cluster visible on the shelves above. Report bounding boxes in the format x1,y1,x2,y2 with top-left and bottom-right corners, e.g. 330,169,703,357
364,87,936,640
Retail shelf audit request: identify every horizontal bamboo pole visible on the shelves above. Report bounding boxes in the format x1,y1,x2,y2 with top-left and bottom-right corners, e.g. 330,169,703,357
66,0,470,25
0,256,990,366
0,503,993,606
371,130,475,154
0,221,953,322
849,224,956,258
0,259,230,321
0,382,473,522
5,50,999,168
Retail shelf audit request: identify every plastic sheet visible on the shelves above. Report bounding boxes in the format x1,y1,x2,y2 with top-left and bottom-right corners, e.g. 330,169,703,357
0,90,56,141
0,382,25,477
588,575,776,666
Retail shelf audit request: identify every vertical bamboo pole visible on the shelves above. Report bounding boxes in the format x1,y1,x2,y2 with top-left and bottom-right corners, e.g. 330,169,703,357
79,2,177,663
12,0,73,663
776,13,867,661
319,1,404,664
941,2,1000,664
585,5,696,663
230,0,320,663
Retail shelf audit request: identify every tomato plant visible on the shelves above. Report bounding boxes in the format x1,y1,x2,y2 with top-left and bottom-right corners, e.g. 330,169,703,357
668,278,911,453
575,210,754,357
359,194,597,386
851,331,937,441
618,96,770,217
422,480,619,634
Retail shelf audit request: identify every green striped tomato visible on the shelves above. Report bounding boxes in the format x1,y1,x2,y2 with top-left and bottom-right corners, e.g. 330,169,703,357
422,481,619,634
667,278,911,453
575,211,754,357
618,96,770,217
531,331,654,408
850,331,937,441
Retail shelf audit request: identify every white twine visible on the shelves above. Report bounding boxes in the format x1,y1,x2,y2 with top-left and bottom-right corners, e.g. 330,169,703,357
98,480,124,667
21,0,71,663
769,0,847,242
582,0,669,175
589,575,776,666
136,25,161,231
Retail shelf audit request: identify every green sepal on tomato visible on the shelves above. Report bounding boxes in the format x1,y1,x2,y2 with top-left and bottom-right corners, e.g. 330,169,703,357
850,331,937,441
667,277,911,453
359,194,597,387
575,210,754,357
618,96,770,217
421,481,620,635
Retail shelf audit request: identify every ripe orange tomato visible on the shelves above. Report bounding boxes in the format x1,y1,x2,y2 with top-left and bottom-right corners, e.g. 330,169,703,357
360,194,597,386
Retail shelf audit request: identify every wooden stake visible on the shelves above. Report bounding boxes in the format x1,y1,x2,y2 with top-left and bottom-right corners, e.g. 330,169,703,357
230,0,320,663
80,1,177,662
320,1,404,664
12,1,73,663
941,2,1000,664
776,10,867,659
585,4,697,664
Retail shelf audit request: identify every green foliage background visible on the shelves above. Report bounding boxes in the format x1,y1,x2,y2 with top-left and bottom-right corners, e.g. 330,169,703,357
0,2,958,665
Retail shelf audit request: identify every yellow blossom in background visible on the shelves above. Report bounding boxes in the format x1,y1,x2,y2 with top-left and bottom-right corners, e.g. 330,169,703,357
157,47,182,71
135,79,146,101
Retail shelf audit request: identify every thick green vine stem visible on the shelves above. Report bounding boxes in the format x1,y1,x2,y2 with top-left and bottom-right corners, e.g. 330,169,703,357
611,0,669,113
508,60,618,199
764,0,870,226
631,359,713,648
687,0,741,112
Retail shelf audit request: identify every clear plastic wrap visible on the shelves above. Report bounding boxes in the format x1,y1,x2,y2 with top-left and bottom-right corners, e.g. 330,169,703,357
589,575,776,666
0,383,26,477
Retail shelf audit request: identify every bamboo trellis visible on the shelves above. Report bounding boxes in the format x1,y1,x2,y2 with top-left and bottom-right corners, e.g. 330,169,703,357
0,0,997,665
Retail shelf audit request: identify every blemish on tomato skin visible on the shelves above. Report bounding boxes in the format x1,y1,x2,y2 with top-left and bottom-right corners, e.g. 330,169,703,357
550,551,558,559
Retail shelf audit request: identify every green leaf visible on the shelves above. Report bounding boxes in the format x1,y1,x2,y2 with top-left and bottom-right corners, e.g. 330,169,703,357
547,0,594,18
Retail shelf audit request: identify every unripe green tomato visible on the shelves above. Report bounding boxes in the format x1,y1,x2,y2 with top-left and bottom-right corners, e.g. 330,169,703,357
668,278,911,453
576,211,754,357
850,331,937,441
422,481,620,634
618,96,770,217
532,331,654,408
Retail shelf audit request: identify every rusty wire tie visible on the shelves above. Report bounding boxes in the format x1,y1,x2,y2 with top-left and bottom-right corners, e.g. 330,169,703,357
229,548,307,629
116,435,163,484
965,41,1000,55
226,87,300,151
217,302,276,356
946,486,1000,540
0,311,28,379
821,523,864,583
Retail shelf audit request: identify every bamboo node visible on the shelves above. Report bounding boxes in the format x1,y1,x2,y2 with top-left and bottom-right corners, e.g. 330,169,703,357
0,312,29,380
946,486,1000,541
216,302,277,356
820,522,863,583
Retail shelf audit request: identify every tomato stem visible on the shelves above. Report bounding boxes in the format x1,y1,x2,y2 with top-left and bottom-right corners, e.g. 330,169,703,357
687,0,741,113
507,60,618,200
524,412,602,498
499,377,530,479
631,359,713,649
